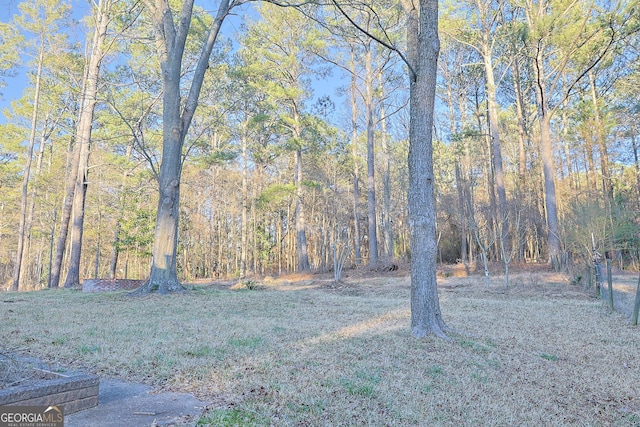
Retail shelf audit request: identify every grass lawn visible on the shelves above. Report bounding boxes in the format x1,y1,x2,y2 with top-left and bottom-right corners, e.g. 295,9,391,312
1,269,639,426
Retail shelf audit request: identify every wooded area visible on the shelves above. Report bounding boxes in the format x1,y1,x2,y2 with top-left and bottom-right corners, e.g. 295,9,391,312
0,0,638,296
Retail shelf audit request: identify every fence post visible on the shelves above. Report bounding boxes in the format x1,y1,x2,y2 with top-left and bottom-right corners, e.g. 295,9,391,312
632,272,640,327
606,260,614,312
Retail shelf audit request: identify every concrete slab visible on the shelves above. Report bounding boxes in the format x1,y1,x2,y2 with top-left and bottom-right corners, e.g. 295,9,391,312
65,379,205,427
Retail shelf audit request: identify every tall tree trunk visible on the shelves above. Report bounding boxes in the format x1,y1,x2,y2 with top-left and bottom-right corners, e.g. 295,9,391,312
364,46,378,265
524,0,607,268
240,126,248,277
589,70,612,202
477,96,498,260
380,89,394,258
13,33,45,291
528,12,562,265
512,59,528,184
512,59,529,262
454,162,468,265
94,208,102,278
539,114,562,265
141,13,185,291
632,132,640,208
561,104,574,189
63,0,111,289
444,72,468,266
589,71,616,259
349,51,362,264
22,130,50,288
50,120,80,288
584,137,598,199
405,0,447,338
483,47,509,260
109,141,135,279
458,86,473,264
136,0,232,293
294,146,310,271
109,223,120,279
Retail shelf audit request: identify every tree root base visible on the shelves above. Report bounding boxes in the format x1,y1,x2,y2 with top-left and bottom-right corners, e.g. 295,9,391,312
128,279,186,296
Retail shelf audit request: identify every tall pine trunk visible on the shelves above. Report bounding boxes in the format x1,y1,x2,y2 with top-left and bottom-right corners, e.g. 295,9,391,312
50,120,80,288
539,114,562,265
240,130,249,278
483,47,509,262
406,0,447,338
294,146,310,271
13,35,44,291
380,91,394,259
349,50,362,265
364,46,378,265
63,0,111,288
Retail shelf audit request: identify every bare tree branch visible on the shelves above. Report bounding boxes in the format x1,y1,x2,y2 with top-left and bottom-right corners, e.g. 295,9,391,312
329,0,416,79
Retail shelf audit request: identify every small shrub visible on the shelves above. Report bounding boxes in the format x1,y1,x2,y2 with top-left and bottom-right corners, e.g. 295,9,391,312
243,279,258,290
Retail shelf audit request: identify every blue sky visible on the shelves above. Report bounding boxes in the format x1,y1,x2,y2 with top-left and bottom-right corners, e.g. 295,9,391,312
0,1,345,125
1,0,27,110
0,0,92,120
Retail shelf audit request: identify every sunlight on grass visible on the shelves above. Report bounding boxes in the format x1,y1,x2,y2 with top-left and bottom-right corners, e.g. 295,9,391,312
1,274,640,425
197,407,269,426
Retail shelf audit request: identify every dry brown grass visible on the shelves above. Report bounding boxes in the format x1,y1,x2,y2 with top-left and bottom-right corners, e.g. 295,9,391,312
1,269,639,426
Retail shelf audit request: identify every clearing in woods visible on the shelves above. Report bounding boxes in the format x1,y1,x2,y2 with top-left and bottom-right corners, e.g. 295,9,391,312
1,265,639,425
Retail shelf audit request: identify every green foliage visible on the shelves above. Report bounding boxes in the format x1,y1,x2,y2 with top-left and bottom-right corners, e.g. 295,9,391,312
0,124,24,188
256,183,296,209
0,22,23,84
613,218,640,253
202,148,237,166
116,207,155,257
